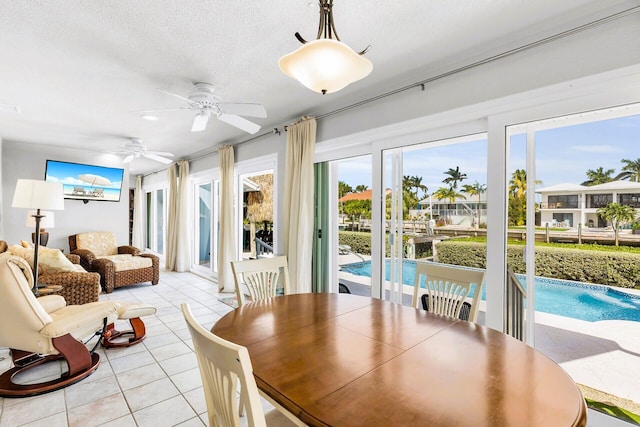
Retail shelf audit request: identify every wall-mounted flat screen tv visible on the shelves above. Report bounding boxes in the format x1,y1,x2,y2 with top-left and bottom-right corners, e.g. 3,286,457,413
44,160,125,202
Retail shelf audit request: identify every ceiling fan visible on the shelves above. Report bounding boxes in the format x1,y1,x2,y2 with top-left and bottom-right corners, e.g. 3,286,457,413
116,138,174,164
136,82,267,134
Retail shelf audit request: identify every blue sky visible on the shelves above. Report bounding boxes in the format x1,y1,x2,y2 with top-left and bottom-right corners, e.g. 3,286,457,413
338,114,640,195
45,160,124,189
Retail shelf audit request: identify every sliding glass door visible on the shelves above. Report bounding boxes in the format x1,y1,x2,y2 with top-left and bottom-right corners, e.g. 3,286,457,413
236,155,277,261
506,105,640,410
381,134,489,311
146,187,166,255
192,174,220,277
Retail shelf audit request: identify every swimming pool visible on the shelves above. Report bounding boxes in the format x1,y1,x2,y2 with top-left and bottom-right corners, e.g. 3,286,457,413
340,260,640,322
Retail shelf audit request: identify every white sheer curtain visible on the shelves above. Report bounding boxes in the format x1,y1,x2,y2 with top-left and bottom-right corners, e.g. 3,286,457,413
283,116,316,294
217,145,236,292
132,175,144,249
166,160,191,271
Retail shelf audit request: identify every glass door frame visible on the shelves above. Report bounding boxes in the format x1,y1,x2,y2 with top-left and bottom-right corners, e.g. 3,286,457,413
191,170,220,278
143,185,167,258
235,154,278,260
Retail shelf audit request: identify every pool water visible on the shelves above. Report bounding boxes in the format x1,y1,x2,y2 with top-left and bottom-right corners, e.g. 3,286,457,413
340,260,640,322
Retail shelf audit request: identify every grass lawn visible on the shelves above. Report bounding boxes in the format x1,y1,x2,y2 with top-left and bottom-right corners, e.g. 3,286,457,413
579,384,640,425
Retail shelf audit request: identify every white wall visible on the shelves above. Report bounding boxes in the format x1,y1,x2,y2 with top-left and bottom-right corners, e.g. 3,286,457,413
1,141,129,250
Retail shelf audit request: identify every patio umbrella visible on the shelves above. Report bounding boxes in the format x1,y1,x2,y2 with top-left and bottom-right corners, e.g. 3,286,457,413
78,174,111,187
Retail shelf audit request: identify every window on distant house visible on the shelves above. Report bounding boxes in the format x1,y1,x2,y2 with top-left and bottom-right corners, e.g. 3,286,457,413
547,195,579,209
587,194,612,208
618,193,640,208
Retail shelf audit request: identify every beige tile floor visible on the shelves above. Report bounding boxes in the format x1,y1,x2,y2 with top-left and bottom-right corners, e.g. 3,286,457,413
0,270,296,427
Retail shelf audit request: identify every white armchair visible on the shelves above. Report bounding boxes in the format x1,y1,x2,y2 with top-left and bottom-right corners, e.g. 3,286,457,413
0,252,119,397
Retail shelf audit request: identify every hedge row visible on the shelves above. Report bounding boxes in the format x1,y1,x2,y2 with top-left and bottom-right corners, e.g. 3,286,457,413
339,231,418,257
339,231,373,255
435,240,640,289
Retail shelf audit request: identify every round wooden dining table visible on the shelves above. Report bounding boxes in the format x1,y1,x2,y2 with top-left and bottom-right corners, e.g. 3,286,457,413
212,293,587,427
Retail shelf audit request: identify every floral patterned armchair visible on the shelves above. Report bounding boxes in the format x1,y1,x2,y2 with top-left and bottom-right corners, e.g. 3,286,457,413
69,232,159,293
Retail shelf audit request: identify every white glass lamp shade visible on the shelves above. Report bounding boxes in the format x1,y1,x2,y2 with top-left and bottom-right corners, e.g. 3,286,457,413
26,211,55,228
12,179,64,210
278,38,373,94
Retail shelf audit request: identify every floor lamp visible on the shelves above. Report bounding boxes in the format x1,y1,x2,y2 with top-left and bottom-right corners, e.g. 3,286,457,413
12,179,64,294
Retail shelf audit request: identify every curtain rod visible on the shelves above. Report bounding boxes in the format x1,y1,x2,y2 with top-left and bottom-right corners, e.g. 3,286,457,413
144,5,639,178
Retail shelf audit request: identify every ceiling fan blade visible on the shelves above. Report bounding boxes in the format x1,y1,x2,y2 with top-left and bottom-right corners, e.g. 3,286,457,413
147,151,174,157
218,114,261,134
218,103,267,118
144,153,173,164
122,154,135,164
192,112,210,132
158,89,201,107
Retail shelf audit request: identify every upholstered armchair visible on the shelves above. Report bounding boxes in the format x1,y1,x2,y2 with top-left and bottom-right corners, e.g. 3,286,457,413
69,232,159,293
0,252,119,397
0,240,100,305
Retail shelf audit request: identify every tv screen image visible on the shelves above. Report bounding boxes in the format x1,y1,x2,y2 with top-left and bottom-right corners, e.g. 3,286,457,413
44,160,125,202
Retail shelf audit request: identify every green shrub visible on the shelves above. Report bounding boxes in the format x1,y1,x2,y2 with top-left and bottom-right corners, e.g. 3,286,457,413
339,231,417,257
339,231,373,255
436,240,640,289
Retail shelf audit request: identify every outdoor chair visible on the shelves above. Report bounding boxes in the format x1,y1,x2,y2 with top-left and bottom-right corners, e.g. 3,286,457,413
411,261,486,322
230,256,290,307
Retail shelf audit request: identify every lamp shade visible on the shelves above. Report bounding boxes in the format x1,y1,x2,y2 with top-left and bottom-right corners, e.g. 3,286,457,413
278,38,373,95
12,179,64,210
26,211,55,228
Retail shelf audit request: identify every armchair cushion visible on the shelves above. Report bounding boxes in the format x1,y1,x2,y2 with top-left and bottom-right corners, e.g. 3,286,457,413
8,244,77,275
74,232,118,256
101,254,153,271
38,295,67,313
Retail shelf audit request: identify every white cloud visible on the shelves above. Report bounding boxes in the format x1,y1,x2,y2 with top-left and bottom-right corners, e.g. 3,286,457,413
570,144,622,153
60,176,84,185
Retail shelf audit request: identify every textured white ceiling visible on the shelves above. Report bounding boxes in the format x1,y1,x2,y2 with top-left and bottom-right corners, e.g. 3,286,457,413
0,0,635,173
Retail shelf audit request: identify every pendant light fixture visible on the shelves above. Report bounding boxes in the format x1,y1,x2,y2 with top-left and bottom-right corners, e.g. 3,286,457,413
278,0,372,95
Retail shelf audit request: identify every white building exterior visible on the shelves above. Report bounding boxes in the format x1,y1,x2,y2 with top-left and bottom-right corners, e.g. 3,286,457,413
536,181,640,227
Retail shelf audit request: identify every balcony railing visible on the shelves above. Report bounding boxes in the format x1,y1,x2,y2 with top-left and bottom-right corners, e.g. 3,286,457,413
539,202,578,209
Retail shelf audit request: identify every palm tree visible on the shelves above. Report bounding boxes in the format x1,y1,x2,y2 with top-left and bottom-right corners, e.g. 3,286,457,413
355,184,368,193
462,181,487,227
597,202,637,246
442,166,467,189
409,175,428,199
581,166,615,186
338,181,353,198
508,169,542,197
433,187,465,224
509,169,527,198
615,158,640,182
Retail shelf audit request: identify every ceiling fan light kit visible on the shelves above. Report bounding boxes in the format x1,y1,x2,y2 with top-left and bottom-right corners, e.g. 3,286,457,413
119,138,174,164
278,0,372,95
135,82,266,134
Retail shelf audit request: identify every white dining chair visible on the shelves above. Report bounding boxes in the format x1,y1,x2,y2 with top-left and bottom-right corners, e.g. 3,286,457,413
181,303,267,427
411,261,486,322
231,256,290,307
182,303,303,426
